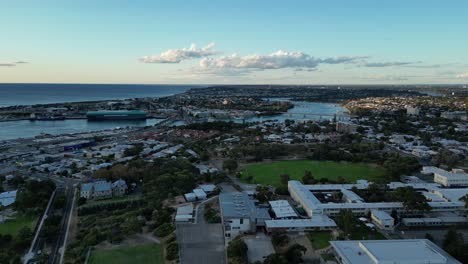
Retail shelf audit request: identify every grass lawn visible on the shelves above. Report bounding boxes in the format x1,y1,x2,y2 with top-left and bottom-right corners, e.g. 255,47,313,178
0,214,37,237
349,223,386,240
240,160,386,187
307,231,333,250
89,243,164,264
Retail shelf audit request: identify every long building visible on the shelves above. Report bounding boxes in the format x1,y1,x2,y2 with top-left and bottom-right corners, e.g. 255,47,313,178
288,180,465,218
423,166,468,187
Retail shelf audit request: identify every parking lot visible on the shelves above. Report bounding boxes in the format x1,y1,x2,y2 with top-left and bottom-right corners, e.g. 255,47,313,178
176,223,225,264
243,233,275,263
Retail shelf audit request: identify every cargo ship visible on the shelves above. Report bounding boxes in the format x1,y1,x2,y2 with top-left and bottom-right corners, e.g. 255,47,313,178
86,110,147,120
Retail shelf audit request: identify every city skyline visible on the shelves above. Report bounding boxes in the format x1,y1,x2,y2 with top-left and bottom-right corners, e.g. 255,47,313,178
1,0,468,84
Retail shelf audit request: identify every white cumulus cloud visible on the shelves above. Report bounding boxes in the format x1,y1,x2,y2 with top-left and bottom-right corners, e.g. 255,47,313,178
139,43,219,63
456,72,468,79
199,50,365,71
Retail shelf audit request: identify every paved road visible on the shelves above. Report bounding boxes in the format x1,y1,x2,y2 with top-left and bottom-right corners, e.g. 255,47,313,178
24,189,57,264
50,183,75,264
193,196,218,224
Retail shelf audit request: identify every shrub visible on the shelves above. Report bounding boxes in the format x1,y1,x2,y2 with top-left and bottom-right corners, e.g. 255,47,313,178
154,223,175,238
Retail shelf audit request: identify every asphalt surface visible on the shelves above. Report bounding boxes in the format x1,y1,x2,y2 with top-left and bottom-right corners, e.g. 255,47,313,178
243,234,275,263
49,182,75,264
176,223,225,264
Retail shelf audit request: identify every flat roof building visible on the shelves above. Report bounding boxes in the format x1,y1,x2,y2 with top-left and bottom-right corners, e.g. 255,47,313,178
288,180,465,218
331,239,461,264
219,192,271,239
265,215,336,233
370,210,394,230
269,200,298,219
423,166,468,187
175,204,194,222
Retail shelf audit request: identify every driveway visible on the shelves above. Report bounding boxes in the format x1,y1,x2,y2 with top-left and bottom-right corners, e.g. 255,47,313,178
176,222,225,264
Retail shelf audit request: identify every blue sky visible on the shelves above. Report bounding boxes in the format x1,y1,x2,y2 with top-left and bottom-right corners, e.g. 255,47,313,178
1,0,468,84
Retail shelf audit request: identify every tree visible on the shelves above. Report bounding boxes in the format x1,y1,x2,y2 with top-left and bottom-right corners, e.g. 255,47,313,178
280,174,290,185
285,244,307,264
275,185,289,195
153,223,175,237
271,231,290,247
302,170,315,184
391,209,399,224
263,253,288,264
332,191,343,201
393,187,431,212
256,186,274,203
442,228,466,262
77,197,87,206
223,159,238,173
166,242,179,261
336,209,356,237
425,233,434,242
17,226,32,241
227,237,248,261
124,143,144,157
461,194,468,208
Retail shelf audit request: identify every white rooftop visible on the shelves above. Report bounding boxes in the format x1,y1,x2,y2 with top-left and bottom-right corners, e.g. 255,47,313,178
0,190,17,207
433,188,468,202
371,210,393,221
269,200,298,218
265,215,336,229
176,204,194,216
331,239,461,264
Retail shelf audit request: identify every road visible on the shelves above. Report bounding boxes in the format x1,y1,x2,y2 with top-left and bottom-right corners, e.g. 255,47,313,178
49,179,76,264
23,176,76,264
24,189,57,264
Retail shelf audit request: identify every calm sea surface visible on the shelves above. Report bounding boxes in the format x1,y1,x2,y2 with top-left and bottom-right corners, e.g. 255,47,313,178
0,119,163,141
0,85,348,140
0,83,198,107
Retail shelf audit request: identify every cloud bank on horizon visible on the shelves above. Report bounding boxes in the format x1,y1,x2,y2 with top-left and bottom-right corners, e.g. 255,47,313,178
139,43,432,74
0,61,28,67
139,43,219,63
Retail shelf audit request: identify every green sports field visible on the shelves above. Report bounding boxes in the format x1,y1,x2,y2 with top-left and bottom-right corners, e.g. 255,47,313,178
89,243,164,264
0,214,37,237
240,160,386,186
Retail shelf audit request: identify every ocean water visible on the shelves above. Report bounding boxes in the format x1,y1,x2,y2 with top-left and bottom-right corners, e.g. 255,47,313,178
0,83,199,107
0,84,348,140
0,119,162,141
246,100,349,122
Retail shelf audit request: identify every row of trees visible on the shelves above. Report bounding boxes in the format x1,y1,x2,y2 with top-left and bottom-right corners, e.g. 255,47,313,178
66,158,198,263
261,244,308,264
0,179,55,263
